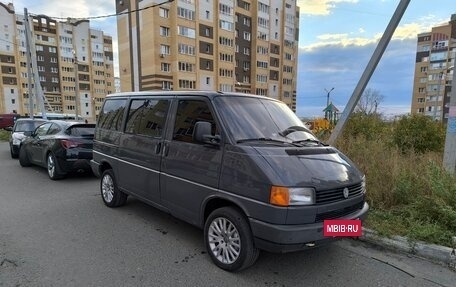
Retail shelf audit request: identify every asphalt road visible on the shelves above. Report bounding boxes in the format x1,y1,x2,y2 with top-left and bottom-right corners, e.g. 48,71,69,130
0,141,454,287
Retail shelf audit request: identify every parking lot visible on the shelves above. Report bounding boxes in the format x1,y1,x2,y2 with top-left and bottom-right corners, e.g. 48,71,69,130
0,142,454,287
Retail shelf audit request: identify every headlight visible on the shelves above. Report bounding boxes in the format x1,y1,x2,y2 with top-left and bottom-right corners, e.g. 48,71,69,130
270,186,315,206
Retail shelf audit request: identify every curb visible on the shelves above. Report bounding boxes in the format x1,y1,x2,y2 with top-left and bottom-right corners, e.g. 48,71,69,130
359,228,456,271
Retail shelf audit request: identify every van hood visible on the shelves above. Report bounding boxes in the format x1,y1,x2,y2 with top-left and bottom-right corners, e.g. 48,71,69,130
253,146,363,189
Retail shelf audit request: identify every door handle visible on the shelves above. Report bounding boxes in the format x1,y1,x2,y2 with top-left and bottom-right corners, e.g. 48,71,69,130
162,144,169,157
155,142,161,154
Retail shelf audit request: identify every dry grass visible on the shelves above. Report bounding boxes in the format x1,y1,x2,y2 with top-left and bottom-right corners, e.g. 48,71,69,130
330,115,456,247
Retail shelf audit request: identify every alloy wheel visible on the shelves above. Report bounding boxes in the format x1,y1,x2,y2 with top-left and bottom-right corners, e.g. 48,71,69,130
47,154,55,178
207,217,241,265
102,174,114,203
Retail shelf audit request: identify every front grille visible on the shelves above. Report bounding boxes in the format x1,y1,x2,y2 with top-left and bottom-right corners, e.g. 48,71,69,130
316,183,364,204
315,201,364,222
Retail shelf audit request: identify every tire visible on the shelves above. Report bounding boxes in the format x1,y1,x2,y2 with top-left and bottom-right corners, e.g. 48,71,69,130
19,147,31,167
100,169,127,207
47,152,64,180
10,146,18,159
204,206,260,272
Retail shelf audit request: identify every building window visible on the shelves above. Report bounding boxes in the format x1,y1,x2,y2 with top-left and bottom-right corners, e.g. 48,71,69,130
178,43,195,55
177,7,195,20
178,79,196,89
178,26,196,38
159,7,169,18
243,31,251,41
160,26,170,37
162,81,172,90
161,63,171,72
219,3,233,16
160,44,170,55
219,20,234,31
178,62,195,72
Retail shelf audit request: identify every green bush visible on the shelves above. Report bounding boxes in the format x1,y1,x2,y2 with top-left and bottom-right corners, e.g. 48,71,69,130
0,129,9,141
335,113,455,247
391,114,445,153
340,112,387,141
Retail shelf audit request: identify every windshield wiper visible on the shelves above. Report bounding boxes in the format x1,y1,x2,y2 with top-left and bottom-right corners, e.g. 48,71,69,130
236,138,290,144
292,138,326,146
278,125,310,137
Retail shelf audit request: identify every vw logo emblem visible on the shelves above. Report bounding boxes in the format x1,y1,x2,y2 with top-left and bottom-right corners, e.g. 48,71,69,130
343,188,349,199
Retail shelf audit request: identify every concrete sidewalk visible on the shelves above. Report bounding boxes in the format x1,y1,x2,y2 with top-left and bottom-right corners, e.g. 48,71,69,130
359,227,456,271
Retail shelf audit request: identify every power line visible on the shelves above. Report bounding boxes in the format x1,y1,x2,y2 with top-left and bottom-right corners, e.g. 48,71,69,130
30,0,174,21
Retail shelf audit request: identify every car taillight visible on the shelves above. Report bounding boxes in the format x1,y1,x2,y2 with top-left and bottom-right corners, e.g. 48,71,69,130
61,139,80,149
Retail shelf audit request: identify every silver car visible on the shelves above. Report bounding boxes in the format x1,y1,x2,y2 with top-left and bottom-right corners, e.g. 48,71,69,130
9,118,47,158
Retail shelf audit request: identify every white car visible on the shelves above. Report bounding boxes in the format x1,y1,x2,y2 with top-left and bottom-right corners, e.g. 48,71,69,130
9,118,47,158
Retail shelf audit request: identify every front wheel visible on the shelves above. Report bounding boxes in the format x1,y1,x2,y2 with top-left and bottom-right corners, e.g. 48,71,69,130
204,207,260,272
19,147,31,167
100,169,127,207
10,145,18,159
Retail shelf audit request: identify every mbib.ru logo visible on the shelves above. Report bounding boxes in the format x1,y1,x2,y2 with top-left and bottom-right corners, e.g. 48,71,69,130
323,219,362,237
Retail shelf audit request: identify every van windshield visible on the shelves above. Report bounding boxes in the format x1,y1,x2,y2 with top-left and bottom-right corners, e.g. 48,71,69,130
214,96,318,144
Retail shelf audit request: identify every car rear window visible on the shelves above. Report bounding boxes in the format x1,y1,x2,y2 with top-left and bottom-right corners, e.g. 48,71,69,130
67,124,95,136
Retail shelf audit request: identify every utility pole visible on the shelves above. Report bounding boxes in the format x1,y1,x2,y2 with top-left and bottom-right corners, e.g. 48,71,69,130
24,9,47,119
72,50,80,120
327,0,410,145
443,63,456,174
24,8,34,118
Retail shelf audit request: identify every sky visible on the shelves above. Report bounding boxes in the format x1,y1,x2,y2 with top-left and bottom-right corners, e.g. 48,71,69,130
8,0,456,118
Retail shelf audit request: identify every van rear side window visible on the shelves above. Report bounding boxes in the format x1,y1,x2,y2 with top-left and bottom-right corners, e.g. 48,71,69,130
125,99,170,137
98,99,126,131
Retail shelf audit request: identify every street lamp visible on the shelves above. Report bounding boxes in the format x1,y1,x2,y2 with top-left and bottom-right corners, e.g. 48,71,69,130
325,87,334,107
434,71,444,121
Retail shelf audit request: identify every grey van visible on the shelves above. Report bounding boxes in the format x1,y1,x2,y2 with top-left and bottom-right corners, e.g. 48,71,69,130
91,91,368,271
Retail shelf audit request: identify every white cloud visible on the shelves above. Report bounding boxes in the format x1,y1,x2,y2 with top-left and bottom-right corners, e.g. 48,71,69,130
358,28,366,33
297,0,359,16
317,33,349,40
302,15,450,52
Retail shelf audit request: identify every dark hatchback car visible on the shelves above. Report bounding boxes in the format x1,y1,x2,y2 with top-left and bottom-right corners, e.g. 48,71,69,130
19,120,95,180
9,118,48,158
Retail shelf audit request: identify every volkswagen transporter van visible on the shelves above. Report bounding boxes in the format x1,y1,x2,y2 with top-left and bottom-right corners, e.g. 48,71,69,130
91,91,368,271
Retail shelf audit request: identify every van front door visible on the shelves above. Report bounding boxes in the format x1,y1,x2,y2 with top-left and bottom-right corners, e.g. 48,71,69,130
160,98,223,226
118,98,171,204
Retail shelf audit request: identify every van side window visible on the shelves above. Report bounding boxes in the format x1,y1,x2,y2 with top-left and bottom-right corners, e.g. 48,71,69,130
125,99,170,137
98,99,126,131
173,100,216,143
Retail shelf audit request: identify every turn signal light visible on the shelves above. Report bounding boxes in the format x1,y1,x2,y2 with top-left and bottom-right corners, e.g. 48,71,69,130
270,186,290,206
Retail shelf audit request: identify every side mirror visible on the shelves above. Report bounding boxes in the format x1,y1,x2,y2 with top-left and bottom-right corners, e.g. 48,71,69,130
193,121,220,145
24,131,33,137
4,126,12,132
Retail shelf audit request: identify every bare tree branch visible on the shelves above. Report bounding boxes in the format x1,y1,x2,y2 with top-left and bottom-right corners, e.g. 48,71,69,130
355,88,384,115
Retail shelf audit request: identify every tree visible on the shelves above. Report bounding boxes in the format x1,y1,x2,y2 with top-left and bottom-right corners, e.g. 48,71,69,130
355,88,384,115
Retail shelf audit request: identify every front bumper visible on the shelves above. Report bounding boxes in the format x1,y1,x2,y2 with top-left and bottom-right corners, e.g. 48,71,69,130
249,202,369,253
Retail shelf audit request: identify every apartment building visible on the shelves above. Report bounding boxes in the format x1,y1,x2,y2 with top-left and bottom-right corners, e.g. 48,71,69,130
116,0,299,111
411,14,456,122
0,2,114,121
